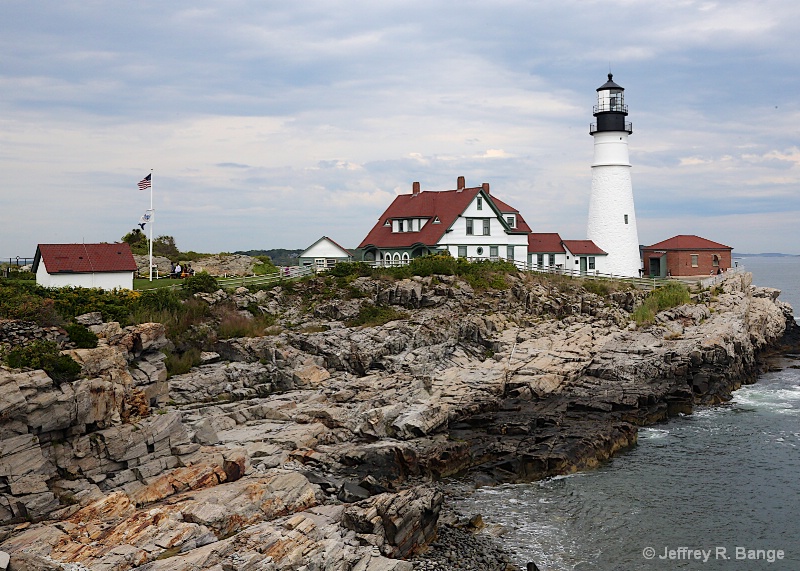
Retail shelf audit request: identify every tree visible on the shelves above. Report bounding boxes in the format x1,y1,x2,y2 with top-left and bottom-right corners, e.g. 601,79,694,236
122,229,148,254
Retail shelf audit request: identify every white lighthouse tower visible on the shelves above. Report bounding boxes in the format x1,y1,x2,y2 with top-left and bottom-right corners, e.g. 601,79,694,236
587,74,641,277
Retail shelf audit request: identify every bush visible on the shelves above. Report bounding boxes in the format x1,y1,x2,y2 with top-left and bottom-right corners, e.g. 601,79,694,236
633,282,691,325
3,340,82,384
582,280,610,296
346,303,408,327
163,347,201,377
65,323,98,348
327,262,374,278
183,272,219,294
252,256,279,276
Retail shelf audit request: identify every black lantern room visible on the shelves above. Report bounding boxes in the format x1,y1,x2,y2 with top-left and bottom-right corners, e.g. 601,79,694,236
590,74,632,134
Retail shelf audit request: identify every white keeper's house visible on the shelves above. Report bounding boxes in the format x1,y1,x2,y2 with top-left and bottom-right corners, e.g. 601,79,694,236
356,176,609,273
357,177,531,266
33,243,138,290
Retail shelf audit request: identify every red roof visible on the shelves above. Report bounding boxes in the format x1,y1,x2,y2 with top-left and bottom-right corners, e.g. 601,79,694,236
562,240,607,255
358,185,531,249
644,235,732,251
33,243,138,274
528,233,565,253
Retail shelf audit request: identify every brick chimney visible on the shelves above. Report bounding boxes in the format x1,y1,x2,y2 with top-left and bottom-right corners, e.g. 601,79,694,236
412,181,420,195
482,182,490,195
457,176,466,190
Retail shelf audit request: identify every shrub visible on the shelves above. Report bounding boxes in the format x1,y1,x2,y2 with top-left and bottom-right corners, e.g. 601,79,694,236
183,272,219,294
163,347,201,377
346,303,408,327
216,306,276,339
252,256,278,276
136,288,183,313
328,262,374,278
65,323,98,349
582,280,610,296
3,340,82,384
633,282,691,326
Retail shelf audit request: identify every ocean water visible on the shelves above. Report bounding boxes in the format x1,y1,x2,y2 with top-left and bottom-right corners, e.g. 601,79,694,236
455,258,800,570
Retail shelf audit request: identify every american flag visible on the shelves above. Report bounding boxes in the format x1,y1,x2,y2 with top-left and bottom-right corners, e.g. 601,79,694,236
138,173,151,190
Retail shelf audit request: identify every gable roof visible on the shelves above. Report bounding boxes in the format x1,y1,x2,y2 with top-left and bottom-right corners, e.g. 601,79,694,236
528,233,565,253
300,236,353,258
562,240,607,255
33,243,138,274
359,185,531,249
644,235,732,251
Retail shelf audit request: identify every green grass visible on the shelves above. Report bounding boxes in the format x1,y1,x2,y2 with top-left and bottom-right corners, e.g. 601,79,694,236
134,278,184,290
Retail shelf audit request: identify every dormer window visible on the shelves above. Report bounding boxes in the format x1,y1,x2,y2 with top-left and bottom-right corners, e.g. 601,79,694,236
398,220,405,232
506,215,516,228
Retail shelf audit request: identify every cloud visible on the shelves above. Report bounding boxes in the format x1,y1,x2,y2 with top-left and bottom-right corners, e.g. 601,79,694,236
2,1,800,255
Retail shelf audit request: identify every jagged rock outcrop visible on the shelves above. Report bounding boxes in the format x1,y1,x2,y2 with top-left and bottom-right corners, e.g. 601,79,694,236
191,254,259,276
0,271,793,570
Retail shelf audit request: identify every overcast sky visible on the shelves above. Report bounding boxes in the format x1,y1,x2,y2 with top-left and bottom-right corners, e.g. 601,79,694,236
2,0,799,258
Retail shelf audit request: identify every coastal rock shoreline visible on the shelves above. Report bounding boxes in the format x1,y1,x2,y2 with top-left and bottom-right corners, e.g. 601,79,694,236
0,271,793,570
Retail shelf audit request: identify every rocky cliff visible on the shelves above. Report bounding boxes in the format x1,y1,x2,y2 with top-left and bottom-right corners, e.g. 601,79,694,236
0,271,793,570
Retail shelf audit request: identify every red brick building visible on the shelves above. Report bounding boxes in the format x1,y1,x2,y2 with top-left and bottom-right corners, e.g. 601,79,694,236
642,235,733,277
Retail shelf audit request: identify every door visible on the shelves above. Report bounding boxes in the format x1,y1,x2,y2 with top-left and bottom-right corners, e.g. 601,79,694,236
579,256,588,274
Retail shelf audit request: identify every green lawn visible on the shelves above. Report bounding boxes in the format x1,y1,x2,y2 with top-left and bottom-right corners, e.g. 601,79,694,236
134,277,184,290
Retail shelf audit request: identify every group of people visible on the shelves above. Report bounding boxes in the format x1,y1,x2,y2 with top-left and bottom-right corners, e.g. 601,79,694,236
170,262,195,279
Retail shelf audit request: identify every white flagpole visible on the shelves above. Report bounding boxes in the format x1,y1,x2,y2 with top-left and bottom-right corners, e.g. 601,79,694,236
149,169,154,281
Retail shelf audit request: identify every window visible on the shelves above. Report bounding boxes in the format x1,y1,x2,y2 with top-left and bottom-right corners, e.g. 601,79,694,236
589,257,596,270
432,216,441,224
402,252,410,264
624,214,629,224
458,246,467,258
548,254,555,266
507,245,515,260
326,259,337,268
398,220,404,232
490,246,498,259
384,219,391,226
476,246,484,256
466,219,474,235
315,258,325,268
713,255,720,267
477,197,483,210
537,254,544,268
506,215,515,228
691,254,699,267
483,219,490,235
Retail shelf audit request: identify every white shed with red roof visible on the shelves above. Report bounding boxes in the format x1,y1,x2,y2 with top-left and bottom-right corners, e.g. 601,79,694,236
32,243,138,290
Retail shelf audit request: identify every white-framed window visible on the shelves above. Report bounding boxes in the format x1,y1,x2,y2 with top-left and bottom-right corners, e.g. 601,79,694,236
490,245,498,259
589,257,595,270
537,254,544,268
477,197,483,210
548,254,555,266
466,219,474,235
384,219,391,226
402,252,410,264
433,216,441,224
506,215,515,228
476,246,484,256
315,258,325,267
393,252,401,265
458,246,467,258
483,219,490,235
397,220,405,232
507,245,514,260
691,254,699,267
